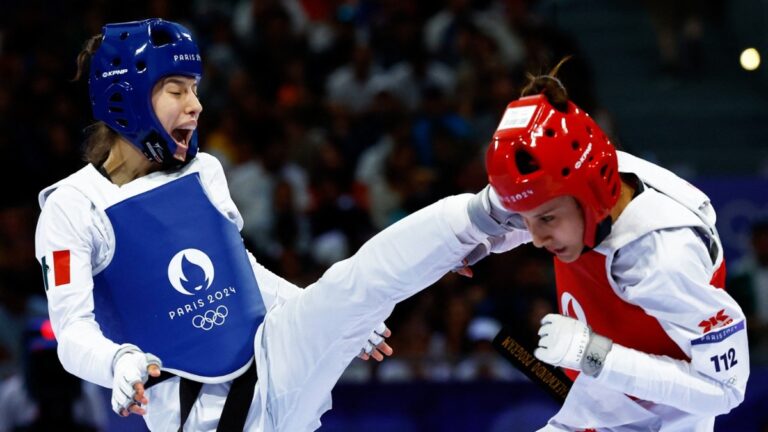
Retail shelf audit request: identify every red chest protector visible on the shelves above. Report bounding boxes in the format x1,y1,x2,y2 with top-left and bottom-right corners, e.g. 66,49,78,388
554,250,726,381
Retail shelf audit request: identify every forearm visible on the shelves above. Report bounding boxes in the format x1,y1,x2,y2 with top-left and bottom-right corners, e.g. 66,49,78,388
594,344,746,416
56,319,120,388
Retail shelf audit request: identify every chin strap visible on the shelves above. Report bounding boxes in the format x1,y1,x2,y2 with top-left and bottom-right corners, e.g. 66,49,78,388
139,130,192,170
593,216,613,246
582,216,613,254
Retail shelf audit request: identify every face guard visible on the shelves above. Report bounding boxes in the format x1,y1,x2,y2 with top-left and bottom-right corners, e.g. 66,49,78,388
486,94,620,248
89,18,202,168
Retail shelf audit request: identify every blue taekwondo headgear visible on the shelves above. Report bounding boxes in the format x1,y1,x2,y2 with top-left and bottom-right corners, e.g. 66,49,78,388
89,19,202,168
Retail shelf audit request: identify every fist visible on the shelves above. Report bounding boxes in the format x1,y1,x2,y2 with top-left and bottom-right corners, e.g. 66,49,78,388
534,313,613,377
534,313,590,371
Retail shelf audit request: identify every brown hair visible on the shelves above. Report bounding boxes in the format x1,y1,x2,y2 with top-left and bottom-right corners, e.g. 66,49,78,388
520,56,571,112
73,33,119,166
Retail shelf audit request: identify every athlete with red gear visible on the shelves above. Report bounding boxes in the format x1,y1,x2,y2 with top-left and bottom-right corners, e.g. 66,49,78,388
470,64,749,430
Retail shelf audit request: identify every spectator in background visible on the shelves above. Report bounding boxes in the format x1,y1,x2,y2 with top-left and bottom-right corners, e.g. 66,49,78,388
423,0,524,69
368,4,423,69
225,122,312,265
454,316,520,381
0,205,44,379
730,220,768,364
643,0,706,76
305,136,374,275
325,43,390,115
377,306,453,383
411,85,473,180
384,46,457,112
355,115,432,229
0,307,17,381
438,292,474,358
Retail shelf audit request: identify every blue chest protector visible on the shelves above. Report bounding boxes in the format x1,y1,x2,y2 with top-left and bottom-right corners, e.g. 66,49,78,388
93,174,266,381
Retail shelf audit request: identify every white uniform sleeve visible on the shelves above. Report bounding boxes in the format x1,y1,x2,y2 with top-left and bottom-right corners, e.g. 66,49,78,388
595,227,749,416
34,188,121,388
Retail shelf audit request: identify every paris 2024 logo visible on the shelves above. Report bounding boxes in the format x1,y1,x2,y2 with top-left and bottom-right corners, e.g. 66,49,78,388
166,248,236,330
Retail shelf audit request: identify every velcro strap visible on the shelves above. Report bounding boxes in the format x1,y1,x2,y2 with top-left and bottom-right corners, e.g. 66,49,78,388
581,333,613,377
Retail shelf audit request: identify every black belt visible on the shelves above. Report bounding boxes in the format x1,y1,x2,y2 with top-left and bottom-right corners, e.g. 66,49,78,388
145,362,258,432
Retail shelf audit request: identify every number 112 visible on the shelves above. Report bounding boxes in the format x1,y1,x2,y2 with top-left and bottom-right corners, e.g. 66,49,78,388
710,348,738,372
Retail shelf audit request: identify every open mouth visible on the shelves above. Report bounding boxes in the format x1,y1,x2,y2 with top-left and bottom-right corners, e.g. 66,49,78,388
171,128,193,149
171,127,194,160
548,247,566,255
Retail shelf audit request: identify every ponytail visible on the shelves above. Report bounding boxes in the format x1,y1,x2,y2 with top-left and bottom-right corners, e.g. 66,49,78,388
520,56,572,112
72,34,102,82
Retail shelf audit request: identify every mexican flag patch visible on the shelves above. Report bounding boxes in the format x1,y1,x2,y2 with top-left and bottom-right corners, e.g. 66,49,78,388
41,250,71,290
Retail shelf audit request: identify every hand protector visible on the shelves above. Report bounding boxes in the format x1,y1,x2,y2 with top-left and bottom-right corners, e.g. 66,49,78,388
111,344,162,416
534,314,613,377
361,322,388,355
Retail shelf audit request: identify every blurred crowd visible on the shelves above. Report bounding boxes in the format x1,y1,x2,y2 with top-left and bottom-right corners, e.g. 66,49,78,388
0,1,766,428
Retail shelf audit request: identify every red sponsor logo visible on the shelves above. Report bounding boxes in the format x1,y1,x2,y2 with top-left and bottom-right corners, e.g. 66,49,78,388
698,309,733,333
53,250,71,286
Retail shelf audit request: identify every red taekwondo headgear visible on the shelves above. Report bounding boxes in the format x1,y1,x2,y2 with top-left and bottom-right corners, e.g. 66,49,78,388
486,94,620,248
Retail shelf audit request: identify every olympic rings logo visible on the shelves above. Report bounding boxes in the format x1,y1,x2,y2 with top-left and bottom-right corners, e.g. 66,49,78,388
192,306,229,331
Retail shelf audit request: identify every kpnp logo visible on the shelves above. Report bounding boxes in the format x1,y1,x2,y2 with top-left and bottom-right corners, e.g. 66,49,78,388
574,143,592,169
167,248,215,296
698,309,733,333
102,68,128,78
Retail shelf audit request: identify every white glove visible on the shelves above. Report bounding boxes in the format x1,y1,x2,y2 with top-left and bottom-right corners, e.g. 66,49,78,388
111,344,162,416
534,314,613,377
358,322,392,361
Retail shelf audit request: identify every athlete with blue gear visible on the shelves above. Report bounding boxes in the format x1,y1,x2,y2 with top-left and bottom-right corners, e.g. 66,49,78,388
89,19,202,167
35,18,528,431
